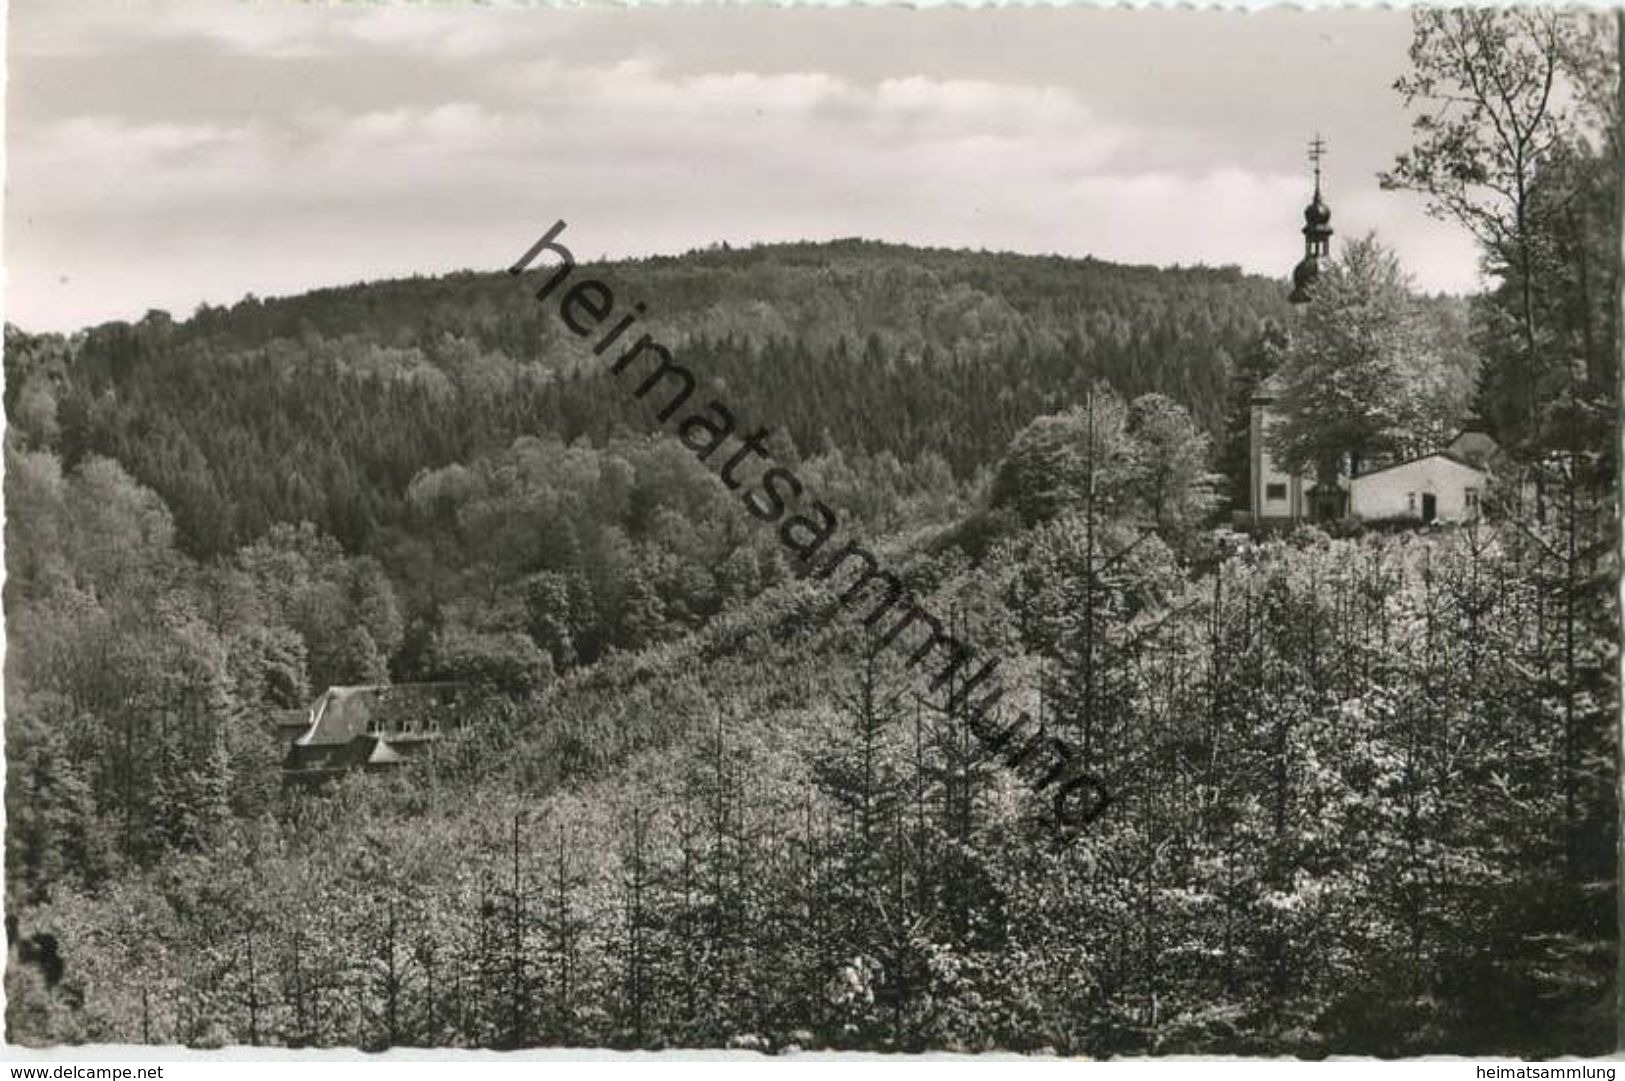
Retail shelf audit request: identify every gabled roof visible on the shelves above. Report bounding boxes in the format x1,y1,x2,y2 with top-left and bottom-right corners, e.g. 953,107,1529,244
294,682,470,747
1350,449,1486,483
366,739,406,766
296,686,373,746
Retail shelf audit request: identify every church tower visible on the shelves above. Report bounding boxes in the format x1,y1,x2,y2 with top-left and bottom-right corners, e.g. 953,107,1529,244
1289,135,1333,304
1250,137,1334,525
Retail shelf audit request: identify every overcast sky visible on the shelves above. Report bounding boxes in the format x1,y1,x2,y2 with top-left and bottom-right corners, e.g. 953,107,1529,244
5,1,1484,333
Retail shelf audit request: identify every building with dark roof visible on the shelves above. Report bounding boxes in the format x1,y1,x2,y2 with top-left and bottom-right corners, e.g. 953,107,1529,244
282,682,470,782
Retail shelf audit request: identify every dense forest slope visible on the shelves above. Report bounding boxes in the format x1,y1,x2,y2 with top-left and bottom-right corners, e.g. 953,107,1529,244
4,240,1612,1055
9,241,1293,557
5,242,1307,686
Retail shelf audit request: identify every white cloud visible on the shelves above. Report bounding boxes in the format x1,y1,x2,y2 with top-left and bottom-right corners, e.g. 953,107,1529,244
341,7,561,61
4,2,1486,332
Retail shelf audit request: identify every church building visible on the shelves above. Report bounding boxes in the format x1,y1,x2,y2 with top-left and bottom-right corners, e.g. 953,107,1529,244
1246,138,1495,528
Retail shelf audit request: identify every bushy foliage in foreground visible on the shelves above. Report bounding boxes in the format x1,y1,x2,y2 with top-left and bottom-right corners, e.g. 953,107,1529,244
10,504,1615,1054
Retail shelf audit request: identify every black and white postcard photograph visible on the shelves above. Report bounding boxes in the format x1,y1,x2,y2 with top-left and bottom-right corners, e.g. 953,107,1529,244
2,0,1622,1069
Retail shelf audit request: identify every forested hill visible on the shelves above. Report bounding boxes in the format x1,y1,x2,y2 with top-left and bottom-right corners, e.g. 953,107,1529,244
6,240,1293,561
187,239,1290,361
7,243,1614,1057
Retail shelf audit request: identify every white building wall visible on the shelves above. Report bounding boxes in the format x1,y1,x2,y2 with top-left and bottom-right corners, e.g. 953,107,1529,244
1251,399,1303,521
1349,456,1486,522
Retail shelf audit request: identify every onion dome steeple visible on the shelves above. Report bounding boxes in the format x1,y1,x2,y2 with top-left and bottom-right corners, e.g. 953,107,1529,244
1289,134,1333,304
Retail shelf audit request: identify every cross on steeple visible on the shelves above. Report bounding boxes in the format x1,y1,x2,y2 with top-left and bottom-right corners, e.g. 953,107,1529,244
1290,134,1333,304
